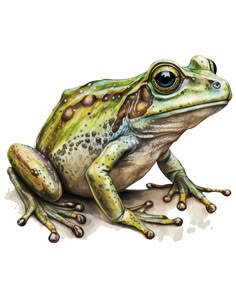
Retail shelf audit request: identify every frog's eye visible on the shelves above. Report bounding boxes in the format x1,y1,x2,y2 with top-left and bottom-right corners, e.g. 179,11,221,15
208,59,217,74
155,71,176,88
151,65,182,95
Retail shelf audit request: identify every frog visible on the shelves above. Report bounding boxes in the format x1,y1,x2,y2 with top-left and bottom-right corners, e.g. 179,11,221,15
7,55,232,242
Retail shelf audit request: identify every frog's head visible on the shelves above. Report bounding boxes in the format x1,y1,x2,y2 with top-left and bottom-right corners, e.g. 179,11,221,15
129,55,232,136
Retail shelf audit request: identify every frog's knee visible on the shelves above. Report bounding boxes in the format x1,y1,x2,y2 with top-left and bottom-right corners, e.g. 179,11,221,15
8,143,62,202
8,143,22,162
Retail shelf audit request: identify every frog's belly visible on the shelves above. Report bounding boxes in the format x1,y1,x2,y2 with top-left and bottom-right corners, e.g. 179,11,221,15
54,137,171,198
59,153,159,198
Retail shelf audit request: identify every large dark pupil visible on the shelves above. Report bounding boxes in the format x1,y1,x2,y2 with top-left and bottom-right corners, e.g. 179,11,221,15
155,71,176,87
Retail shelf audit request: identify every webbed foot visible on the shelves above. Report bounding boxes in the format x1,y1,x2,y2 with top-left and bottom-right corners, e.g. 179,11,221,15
8,167,86,242
147,176,231,213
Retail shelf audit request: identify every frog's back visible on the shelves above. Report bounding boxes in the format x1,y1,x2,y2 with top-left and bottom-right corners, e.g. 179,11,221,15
36,73,152,196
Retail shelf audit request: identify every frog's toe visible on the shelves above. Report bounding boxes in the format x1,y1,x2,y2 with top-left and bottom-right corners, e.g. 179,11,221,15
50,206,87,224
128,200,154,213
129,200,183,227
54,201,85,212
135,211,183,226
196,186,231,197
163,186,177,203
146,183,171,190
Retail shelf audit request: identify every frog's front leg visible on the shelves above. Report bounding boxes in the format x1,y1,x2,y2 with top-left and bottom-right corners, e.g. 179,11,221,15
147,150,231,212
7,144,86,242
86,137,182,239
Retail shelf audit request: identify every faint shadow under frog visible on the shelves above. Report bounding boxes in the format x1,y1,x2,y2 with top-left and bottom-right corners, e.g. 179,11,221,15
5,185,211,242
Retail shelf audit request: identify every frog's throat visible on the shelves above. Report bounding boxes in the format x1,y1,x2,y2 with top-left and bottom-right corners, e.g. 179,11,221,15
142,101,228,122
128,101,227,139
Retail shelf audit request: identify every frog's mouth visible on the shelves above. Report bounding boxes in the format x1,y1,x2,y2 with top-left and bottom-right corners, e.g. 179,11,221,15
144,101,228,121
129,101,228,137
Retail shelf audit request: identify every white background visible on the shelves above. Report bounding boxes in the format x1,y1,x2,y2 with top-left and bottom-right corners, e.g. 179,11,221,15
0,0,236,283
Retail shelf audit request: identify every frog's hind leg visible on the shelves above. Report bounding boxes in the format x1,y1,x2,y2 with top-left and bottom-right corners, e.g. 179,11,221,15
7,144,86,242
7,167,60,242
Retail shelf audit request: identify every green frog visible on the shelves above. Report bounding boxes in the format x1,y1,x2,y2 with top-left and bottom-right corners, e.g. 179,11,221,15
7,55,232,242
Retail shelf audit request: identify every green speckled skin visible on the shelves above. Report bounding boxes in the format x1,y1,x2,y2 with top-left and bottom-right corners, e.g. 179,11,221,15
7,55,232,241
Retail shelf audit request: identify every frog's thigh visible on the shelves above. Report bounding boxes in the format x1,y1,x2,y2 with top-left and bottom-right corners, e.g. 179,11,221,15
86,137,154,238
8,143,62,202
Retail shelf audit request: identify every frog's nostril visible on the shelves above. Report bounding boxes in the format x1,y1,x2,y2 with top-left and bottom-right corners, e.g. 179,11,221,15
212,81,221,89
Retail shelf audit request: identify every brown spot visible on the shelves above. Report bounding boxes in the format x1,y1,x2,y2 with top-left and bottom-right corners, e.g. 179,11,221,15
62,107,74,122
112,85,153,133
140,86,152,102
92,131,96,137
31,168,39,177
85,138,90,143
108,118,115,126
88,145,93,152
82,143,87,149
81,94,96,106
103,123,107,129
136,101,148,115
85,133,90,137
96,137,101,144
112,119,122,133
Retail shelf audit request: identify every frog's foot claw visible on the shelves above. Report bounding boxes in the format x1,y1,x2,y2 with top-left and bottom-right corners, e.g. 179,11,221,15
129,200,183,227
8,167,85,242
147,177,231,213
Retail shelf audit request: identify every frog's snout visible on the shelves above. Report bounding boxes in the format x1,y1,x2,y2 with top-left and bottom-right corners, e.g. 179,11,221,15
210,78,232,102
225,81,233,101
